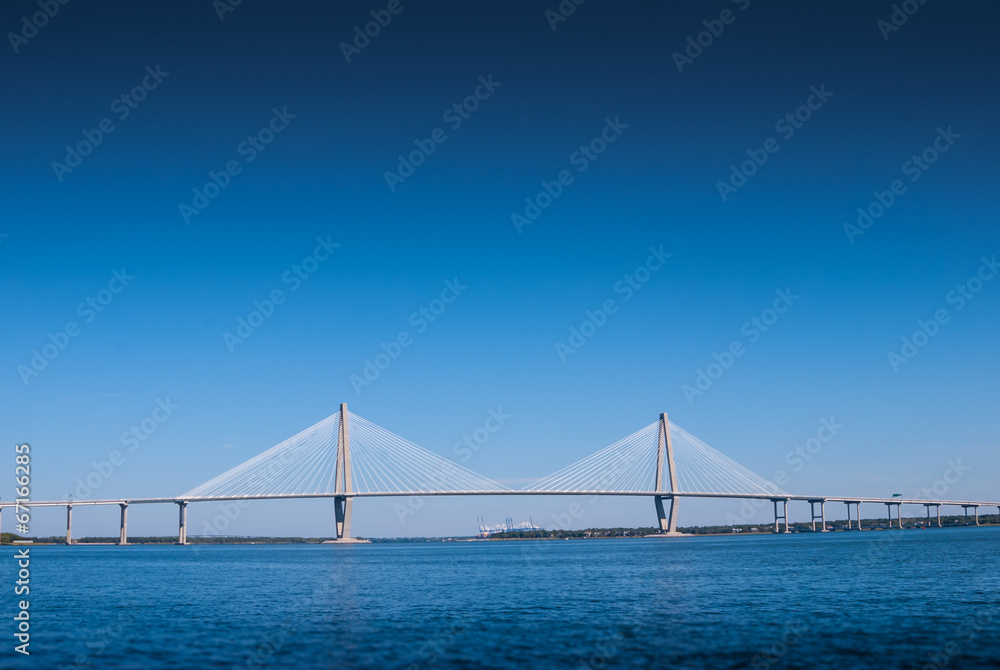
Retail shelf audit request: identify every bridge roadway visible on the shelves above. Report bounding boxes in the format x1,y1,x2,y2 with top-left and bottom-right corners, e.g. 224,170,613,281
3,491,999,544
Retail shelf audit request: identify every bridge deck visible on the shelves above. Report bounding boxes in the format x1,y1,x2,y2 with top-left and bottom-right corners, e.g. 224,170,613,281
4,491,999,508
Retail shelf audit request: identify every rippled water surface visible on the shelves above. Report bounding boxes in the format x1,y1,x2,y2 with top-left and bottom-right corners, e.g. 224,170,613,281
5,527,1000,669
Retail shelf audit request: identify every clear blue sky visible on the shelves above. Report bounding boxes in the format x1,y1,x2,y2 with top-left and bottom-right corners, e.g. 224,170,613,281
2,1,998,538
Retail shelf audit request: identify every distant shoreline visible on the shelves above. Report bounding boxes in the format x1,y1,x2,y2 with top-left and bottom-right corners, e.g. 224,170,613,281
3,519,995,546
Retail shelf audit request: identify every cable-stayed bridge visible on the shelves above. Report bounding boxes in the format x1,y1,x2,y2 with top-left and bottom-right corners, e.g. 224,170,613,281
4,404,998,544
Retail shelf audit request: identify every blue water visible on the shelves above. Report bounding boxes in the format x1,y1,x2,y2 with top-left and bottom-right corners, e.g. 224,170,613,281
3,528,999,669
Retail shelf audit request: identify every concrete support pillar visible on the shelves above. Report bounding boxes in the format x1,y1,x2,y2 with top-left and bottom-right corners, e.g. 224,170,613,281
654,495,678,533
844,501,863,530
119,503,128,545
962,505,978,526
809,500,827,531
772,499,788,533
925,504,941,528
177,501,188,545
334,496,353,539
66,504,73,545
885,502,902,529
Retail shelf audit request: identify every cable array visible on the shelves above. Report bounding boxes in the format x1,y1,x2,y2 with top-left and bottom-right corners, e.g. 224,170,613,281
523,422,661,492
347,412,510,493
181,413,341,499
180,411,789,499
669,423,789,497
522,420,790,496
180,411,511,498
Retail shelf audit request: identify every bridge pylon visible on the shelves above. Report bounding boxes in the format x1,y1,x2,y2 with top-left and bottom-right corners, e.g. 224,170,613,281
333,402,354,541
654,412,680,534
